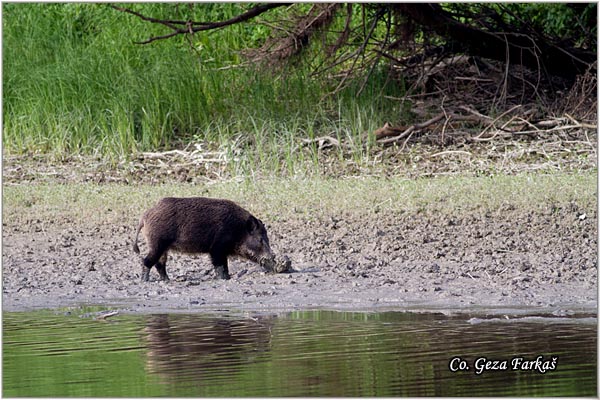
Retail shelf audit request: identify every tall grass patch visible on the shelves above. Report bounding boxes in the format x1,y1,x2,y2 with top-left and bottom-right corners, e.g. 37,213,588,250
4,4,207,156
3,3,406,172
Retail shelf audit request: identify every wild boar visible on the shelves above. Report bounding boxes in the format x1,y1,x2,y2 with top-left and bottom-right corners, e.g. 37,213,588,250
133,197,276,282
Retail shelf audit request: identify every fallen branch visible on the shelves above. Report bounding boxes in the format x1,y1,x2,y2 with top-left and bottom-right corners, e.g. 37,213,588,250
377,113,445,146
111,3,291,44
503,124,597,136
473,104,522,140
430,150,472,157
458,105,494,122
301,135,340,150
139,148,228,164
94,310,119,320
375,111,490,147
140,150,188,159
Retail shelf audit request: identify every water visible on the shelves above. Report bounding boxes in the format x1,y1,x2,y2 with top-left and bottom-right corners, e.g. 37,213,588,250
3,309,597,397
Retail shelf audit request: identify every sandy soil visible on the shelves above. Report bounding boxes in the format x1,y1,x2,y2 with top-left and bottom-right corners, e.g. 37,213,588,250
3,197,597,316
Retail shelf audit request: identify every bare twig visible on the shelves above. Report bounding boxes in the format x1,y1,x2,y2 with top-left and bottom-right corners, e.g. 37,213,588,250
333,6,381,94
399,131,415,152
430,150,472,157
458,105,494,121
473,104,522,140
111,3,291,44
301,136,340,150
378,113,445,146
94,311,119,320
327,3,353,56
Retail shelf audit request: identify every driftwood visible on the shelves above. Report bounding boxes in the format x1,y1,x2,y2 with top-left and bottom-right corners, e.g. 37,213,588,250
301,135,340,150
139,144,228,164
374,107,597,148
94,310,119,320
375,110,494,147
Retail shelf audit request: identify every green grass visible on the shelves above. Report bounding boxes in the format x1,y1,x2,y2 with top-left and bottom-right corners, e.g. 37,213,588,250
3,172,596,226
3,3,406,172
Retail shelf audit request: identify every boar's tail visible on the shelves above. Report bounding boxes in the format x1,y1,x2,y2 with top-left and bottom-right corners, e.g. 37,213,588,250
133,217,144,254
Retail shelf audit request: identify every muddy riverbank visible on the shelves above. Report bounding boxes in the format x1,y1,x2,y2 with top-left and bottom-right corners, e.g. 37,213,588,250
3,176,596,315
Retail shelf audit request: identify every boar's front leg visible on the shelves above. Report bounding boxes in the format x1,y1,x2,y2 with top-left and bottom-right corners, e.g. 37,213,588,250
141,265,151,282
214,265,230,280
210,252,231,280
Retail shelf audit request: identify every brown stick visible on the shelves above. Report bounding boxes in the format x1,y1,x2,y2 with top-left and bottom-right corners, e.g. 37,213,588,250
473,104,522,139
111,3,291,44
378,113,445,146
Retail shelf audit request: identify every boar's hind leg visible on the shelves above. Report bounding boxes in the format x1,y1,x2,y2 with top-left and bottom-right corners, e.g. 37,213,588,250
142,242,168,282
155,252,170,282
141,255,154,282
210,252,231,280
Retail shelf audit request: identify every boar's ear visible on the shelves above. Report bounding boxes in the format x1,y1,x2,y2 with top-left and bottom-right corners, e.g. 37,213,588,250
246,216,259,233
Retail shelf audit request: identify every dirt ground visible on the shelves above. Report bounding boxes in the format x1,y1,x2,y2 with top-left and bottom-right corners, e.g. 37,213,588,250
2,176,597,316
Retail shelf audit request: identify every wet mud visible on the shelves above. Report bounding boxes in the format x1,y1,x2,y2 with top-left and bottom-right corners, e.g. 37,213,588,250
3,202,596,315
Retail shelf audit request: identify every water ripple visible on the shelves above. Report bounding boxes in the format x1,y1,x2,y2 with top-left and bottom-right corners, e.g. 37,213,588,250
3,310,596,397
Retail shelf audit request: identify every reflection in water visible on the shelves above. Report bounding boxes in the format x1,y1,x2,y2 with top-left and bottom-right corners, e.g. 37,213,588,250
264,311,596,397
3,310,597,397
142,314,274,386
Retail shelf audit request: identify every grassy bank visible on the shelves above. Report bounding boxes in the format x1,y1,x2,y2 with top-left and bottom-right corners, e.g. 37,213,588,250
3,3,404,162
4,173,596,226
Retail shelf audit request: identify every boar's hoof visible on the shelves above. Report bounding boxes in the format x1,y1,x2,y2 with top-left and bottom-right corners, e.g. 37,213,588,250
141,268,151,282
215,266,231,280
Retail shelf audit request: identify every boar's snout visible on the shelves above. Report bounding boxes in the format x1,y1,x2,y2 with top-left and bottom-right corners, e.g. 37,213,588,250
238,216,275,266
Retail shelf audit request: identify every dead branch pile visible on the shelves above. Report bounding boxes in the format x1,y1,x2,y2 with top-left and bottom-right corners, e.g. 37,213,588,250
554,64,598,120
125,142,234,182
374,108,596,148
138,143,229,166
373,55,597,150
244,3,341,65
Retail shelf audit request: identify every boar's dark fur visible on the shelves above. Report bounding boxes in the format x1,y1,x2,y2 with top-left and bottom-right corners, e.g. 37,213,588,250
133,197,274,282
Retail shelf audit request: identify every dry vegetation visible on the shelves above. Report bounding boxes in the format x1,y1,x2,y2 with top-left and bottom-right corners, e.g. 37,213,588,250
5,60,596,184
